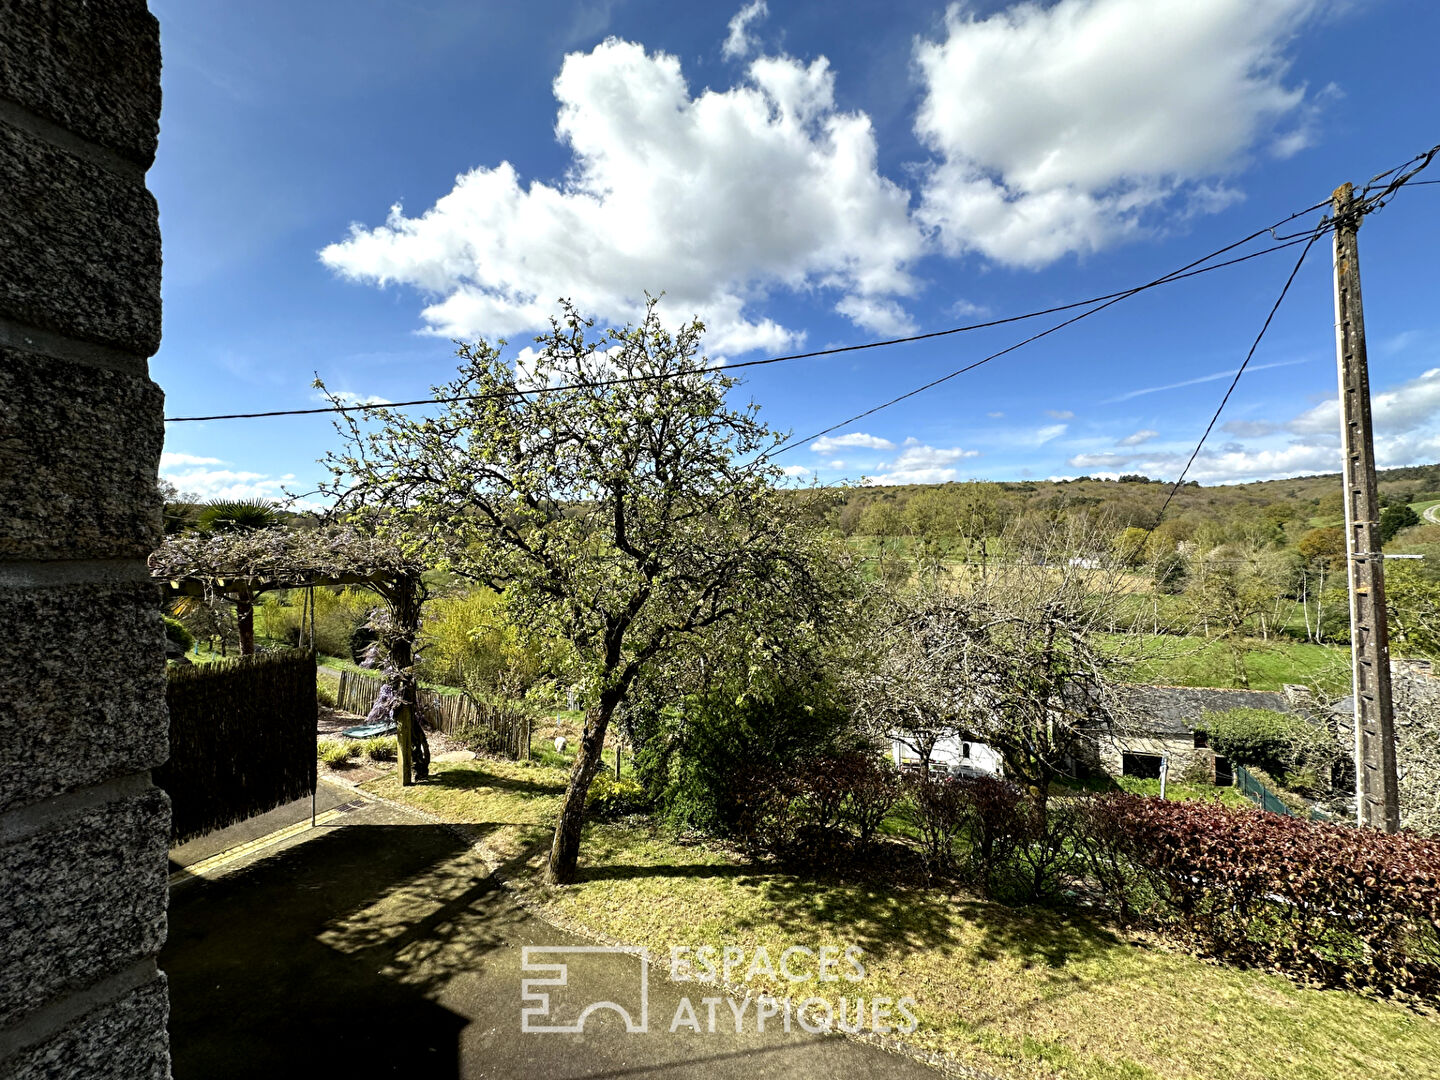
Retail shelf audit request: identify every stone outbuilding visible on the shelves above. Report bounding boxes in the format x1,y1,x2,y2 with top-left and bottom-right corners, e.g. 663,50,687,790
1098,684,1300,783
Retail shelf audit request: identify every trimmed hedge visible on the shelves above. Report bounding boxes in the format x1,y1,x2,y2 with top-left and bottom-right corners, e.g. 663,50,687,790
1081,794,1440,999
158,650,317,844
163,615,194,653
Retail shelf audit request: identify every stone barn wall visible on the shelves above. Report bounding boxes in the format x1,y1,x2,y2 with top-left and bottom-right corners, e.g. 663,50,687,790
0,2,171,1075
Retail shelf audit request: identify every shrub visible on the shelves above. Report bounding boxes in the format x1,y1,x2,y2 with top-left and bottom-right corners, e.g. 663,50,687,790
1080,793,1440,999
903,775,970,876
362,736,397,762
587,772,648,818
1197,707,1338,792
458,725,506,757
652,679,853,836
730,762,807,856
316,679,337,708
1001,798,1085,904
418,588,548,693
349,623,378,665
319,739,359,767
956,776,1025,892
163,615,194,652
839,755,901,848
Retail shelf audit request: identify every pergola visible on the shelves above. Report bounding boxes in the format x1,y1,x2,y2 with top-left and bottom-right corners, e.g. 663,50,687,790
149,526,433,783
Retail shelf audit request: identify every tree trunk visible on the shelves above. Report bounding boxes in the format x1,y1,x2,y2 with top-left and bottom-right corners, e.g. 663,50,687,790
548,695,617,884
388,576,429,784
237,591,255,655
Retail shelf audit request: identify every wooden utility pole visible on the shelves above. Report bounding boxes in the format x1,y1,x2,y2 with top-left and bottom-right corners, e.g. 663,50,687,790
1331,182,1399,832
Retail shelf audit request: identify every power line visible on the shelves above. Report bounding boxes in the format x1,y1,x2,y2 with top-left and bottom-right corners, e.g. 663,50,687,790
767,143,1438,469
165,202,1330,423
766,227,1327,460
1141,144,1440,527
1148,232,1322,527
164,145,1436,426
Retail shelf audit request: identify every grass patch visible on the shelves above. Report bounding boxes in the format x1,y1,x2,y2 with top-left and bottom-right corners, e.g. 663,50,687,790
1106,633,1351,695
367,759,1440,1080
318,738,359,767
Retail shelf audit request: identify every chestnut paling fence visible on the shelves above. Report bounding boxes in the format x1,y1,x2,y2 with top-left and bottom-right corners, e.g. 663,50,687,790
335,667,531,760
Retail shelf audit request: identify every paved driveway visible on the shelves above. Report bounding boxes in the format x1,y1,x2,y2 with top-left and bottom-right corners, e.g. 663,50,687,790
163,799,943,1079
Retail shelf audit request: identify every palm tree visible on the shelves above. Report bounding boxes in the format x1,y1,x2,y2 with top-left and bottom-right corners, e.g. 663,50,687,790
198,499,282,654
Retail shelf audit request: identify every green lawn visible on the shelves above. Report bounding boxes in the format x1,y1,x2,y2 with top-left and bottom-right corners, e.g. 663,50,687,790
364,758,1439,1080
1410,499,1440,523
1105,633,1351,695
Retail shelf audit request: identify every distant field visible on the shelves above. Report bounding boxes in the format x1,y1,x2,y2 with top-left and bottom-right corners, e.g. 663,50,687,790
1411,499,1440,523
1104,633,1351,695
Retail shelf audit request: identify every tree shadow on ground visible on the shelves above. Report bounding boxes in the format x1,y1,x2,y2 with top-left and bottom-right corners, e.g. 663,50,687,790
420,766,567,797
165,823,512,1080
576,861,757,883
571,835,1124,976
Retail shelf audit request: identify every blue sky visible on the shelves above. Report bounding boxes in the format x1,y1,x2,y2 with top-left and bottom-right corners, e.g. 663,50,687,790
151,0,1440,503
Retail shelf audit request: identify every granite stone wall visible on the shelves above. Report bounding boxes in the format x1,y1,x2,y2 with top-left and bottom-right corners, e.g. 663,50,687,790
0,2,172,1075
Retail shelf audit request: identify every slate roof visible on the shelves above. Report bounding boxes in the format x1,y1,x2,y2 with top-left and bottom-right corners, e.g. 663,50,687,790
1118,684,1292,736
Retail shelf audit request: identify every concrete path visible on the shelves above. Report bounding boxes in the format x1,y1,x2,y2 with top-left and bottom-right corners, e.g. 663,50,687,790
1424,503,1440,525
163,798,943,1080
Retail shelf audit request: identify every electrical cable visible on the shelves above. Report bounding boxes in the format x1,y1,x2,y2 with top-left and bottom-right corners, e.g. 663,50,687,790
164,202,1331,423
162,146,1436,427
765,227,1328,460
1149,232,1322,528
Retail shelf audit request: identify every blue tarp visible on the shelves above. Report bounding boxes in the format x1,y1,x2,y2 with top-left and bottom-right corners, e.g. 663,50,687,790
340,721,397,739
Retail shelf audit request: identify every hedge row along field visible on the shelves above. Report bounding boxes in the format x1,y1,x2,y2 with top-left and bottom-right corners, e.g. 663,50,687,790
158,651,317,843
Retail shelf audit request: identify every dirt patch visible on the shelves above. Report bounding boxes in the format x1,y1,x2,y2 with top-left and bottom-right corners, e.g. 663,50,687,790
318,705,364,738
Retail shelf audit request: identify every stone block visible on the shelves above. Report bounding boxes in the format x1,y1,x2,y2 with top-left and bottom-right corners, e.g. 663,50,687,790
0,122,161,356
0,349,163,561
0,787,169,1028
6,975,170,1080
0,0,161,166
0,579,168,814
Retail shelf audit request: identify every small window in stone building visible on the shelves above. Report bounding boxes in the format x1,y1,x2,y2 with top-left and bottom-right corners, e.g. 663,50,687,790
1122,752,1163,779
962,742,971,759
1193,730,1208,748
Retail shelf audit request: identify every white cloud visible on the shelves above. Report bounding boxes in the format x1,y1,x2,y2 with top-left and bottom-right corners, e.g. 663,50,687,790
1119,429,1158,446
951,299,991,318
809,432,896,454
868,441,979,485
1289,366,1440,437
780,464,812,478
913,0,1320,266
1048,471,1122,482
1067,452,1132,470
1066,368,1440,483
835,294,918,336
986,410,1005,419
1032,423,1068,445
322,38,922,354
321,390,391,407
160,466,302,503
160,452,226,468
722,0,768,60
160,450,316,505
1045,409,1074,420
